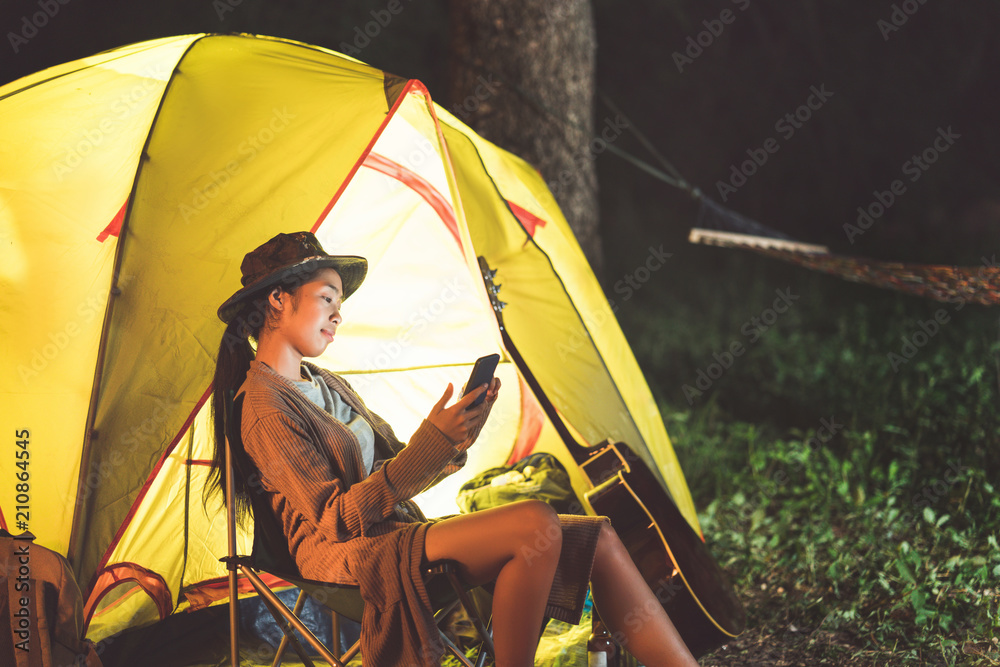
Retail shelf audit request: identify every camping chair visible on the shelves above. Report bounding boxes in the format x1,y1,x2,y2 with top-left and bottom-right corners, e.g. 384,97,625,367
219,390,496,666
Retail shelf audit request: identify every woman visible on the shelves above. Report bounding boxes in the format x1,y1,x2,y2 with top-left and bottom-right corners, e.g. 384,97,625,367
208,231,699,667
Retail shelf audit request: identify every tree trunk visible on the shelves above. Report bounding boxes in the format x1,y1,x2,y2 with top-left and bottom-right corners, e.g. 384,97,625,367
447,0,603,276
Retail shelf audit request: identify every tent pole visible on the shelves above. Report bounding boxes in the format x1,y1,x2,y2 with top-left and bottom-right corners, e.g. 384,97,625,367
67,37,197,586
224,402,241,666
67,273,125,579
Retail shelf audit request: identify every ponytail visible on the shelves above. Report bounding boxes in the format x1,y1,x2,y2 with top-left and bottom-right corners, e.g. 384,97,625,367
204,297,269,526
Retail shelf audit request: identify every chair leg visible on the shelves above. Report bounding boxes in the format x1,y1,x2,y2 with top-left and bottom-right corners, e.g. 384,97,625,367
252,585,318,667
272,589,310,667
445,570,496,660
228,567,240,667
240,566,346,667
440,632,476,667
224,421,242,667
331,610,341,656
474,617,494,667
340,638,361,664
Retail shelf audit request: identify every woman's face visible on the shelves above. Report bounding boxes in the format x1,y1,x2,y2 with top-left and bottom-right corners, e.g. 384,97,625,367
276,267,344,359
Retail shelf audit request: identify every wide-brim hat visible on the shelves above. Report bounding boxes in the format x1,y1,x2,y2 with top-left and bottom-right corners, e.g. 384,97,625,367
217,231,367,323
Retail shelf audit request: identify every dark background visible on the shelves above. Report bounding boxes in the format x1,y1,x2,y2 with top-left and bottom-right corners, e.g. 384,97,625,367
3,0,998,275
4,0,999,437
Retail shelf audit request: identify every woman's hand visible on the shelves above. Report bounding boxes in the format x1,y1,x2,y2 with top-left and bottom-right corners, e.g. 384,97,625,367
427,378,501,450
462,377,500,450
427,382,487,445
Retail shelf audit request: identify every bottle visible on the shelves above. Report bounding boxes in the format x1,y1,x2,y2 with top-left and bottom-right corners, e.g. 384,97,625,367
587,618,616,667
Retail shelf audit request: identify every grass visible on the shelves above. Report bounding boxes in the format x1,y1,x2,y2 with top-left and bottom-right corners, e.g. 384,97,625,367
614,249,1000,666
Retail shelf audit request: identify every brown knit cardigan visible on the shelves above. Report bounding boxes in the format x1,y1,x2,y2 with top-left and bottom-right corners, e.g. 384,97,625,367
238,360,604,666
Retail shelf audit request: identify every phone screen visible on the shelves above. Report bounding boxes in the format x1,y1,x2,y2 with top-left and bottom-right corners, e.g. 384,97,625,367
463,353,500,407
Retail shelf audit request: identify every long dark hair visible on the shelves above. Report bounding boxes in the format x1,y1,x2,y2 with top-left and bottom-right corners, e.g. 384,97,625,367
203,268,324,526
203,294,271,526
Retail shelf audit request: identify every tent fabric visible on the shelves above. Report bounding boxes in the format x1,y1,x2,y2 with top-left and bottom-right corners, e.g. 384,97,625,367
0,33,698,645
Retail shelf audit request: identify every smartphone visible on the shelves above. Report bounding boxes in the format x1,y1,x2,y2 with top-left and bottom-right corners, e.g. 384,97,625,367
462,353,500,408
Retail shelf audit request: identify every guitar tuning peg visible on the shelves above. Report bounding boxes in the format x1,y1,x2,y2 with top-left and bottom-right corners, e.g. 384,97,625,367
489,282,502,294
486,268,498,280
496,300,507,311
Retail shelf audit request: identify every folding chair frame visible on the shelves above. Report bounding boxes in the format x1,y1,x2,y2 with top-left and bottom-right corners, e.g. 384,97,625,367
220,390,495,666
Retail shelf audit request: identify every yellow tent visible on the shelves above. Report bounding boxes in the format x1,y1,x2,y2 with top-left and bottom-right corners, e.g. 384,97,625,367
0,33,698,645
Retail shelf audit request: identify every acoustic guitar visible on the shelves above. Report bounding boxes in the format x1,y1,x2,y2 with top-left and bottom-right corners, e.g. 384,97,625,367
477,256,745,657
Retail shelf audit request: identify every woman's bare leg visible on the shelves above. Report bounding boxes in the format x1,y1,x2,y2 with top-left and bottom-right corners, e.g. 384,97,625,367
590,522,700,666
424,499,562,667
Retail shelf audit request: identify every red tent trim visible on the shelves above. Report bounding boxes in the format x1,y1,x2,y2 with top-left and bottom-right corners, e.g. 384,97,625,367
310,77,419,233
87,385,213,597
362,152,462,249
506,376,546,465
506,201,548,238
83,561,172,631
182,571,293,611
96,199,129,242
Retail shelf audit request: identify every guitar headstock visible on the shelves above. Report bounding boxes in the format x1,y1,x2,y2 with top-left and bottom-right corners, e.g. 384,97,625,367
477,255,507,326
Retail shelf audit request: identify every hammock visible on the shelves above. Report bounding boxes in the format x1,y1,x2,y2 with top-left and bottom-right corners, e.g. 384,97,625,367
690,198,1000,307
459,78,1000,307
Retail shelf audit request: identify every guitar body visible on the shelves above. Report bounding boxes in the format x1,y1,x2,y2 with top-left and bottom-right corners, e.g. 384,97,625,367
581,442,745,657
475,256,744,656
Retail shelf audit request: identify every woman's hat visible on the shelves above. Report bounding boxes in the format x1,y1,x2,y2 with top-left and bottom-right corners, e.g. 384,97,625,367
217,231,367,323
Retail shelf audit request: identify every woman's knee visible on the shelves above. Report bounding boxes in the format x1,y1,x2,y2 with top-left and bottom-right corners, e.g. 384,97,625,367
597,518,619,548
593,519,626,574
511,500,562,561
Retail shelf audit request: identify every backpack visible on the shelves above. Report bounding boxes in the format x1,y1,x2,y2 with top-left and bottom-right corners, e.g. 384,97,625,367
1,530,103,667
456,452,582,514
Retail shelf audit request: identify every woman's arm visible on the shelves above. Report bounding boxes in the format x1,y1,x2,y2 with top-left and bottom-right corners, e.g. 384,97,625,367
244,411,461,540
338,373,498,478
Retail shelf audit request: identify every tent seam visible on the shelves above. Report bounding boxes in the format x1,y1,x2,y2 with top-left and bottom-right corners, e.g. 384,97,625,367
75,32,212,600
441,126,665,492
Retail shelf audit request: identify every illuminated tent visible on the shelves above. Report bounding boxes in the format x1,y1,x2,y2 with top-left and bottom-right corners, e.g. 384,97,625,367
0,33,697,645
